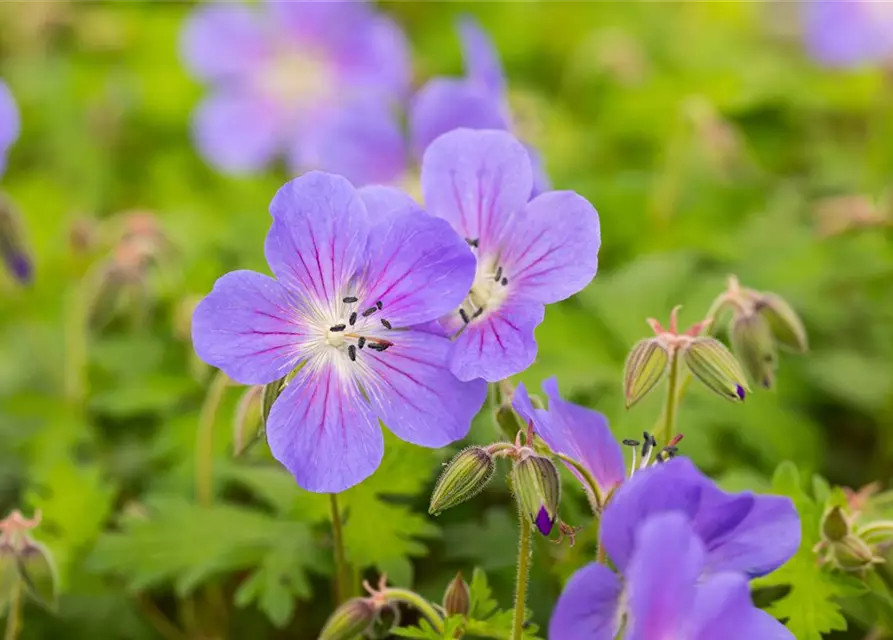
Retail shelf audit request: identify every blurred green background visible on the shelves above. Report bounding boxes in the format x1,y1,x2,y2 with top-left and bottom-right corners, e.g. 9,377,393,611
1,1,892,638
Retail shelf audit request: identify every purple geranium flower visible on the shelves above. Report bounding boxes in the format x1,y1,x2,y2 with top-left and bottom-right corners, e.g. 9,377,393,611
513,378,625,497
420,128,600,382
550,458,800,639
409,17,550,197
0,79,20,178
551,511,795,640
192,172,487,492
804,1,893,68
181,1,409,185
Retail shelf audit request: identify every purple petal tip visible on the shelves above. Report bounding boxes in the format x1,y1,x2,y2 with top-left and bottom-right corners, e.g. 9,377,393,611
736,385,745,400
6,253,32,284
535,506,554,536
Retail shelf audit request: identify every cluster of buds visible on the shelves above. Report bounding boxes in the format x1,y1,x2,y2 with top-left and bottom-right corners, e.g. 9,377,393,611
0,192,33,285
815,484,893,574
710,276,808,390
624,306,750,408
0,510,58,612
429,425,563,538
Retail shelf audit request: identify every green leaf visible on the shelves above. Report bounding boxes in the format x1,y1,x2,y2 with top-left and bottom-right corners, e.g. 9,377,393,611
753,462,854,639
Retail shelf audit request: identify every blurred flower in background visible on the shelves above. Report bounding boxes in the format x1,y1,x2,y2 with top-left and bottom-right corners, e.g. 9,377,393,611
180,0,410,184
411,17,550,197
0,79,20,177
803,0,893,68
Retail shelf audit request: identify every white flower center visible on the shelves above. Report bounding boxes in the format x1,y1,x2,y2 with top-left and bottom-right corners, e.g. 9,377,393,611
257,48,332,110
303,295,395,371
453,244,511,328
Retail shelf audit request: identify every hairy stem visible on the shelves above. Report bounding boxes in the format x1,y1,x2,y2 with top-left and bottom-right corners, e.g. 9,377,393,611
657,351,681,446
195,370,228,506
329,493,350,603
511,515,533,640
384,589,444,632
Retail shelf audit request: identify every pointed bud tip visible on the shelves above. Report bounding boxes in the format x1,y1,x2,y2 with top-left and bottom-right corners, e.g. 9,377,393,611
442,571,470,616
512,455,561,535
623,338,670,408
319,598,376,640
683,337,750,404
429,447,495,515
535,506,554,536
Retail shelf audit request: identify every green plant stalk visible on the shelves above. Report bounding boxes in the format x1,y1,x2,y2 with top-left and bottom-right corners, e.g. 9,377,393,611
4,581,21,640
329,493,350,604
384,589,444,632
511,515,533,640
656,351,681,446
195,370,229,506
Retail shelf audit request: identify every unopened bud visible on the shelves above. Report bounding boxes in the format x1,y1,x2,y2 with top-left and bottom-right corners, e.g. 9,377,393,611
0,543,19,612
681,337,749,402
442,571,470,616
821,506,850,543
831,535,882,572
17,540,57,610
512,455,561,536
730,312,778,389
0,193,32,284
623,338,669,408
755,293,808,354
319,598,376,640
429,447,495,515
856,521,893,547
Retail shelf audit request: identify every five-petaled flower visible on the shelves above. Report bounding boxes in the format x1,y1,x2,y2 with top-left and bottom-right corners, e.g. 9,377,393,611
803,0,893,68
549,457,800,640
0,79,19,178
420,128,600,383
192,172,487,493
181,0,410,184
411,17,550,197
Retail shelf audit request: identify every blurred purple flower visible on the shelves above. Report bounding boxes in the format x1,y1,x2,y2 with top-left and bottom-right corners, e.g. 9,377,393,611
0,79,20,178
550,512,795,640
513,378,625,496
181,1,410,185
421,128,600,382
192,172,487,492
804,1,893,68
410,16,550,196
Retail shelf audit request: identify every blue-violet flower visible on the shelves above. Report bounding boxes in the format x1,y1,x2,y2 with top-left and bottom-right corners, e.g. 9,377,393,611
0,79,19,178
803,0,893,68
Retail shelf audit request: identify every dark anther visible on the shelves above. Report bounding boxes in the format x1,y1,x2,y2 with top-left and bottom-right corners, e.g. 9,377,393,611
501,277,508,286
368,342,391,352
348,345,357,361
362,306,377,317
661,446,679,458
622,439,641,447
494,266,503,282
643,432,657,447
459,308,470,324
349,312,357,326
376,300,383,310
465,237,479,248
473,307,484,318
358,336,366,349
381,319,392,330
329,324,346,332
342,296,358,304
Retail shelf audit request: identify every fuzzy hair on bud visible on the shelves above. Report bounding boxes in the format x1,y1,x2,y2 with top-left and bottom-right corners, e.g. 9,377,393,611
429,447,495,515
319,598,376,640
512,455,561,536
623,338,670,408
682,337,750,402
755,293,808,354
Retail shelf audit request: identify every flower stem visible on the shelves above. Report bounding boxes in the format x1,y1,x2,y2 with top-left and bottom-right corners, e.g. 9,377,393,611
383,589,444,632
4,581,21,640
329,493,350,604
195,370,228,507
511,515,532,640
657,350,681,446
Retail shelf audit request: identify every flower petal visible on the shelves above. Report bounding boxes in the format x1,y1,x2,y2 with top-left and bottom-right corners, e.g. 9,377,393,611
525,142,552,198
341,15,412,99
548,562,621,640
191,91,282,174
457,16,507,99
293,97,406,187
265,172,369,305
410,80,507,159
361,330,487,447
359,210,476,327
499,191,600,305
691,573,795,640
266,361,383,493
539,377,625,492
358,185,423,219
191,270,308,385
180,4,271,82
626,513,704,640
0,80,20,155
804,1,893,68
421,128,533,254
447,298,544,382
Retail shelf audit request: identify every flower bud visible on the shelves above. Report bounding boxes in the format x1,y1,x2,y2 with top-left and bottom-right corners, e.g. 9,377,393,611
494,405,524,442
623,338,669,408
855,520,893,547
17,540,58,610
512,455,561,536
442,571,470,617
821,506,850,543
0,542,20,612
730,312,778,389
830,535,882,572
319,598,376,640
429,447,495,516
755,293,808,354
0,193,32,284
681,337,749,402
